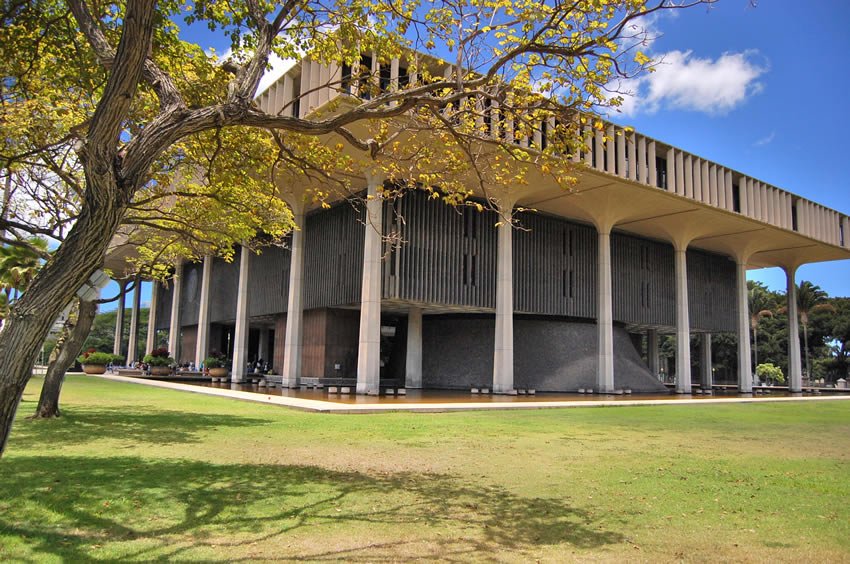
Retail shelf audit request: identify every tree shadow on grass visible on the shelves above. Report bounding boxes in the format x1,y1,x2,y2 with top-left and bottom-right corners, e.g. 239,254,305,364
9,406,271,449
0,455,624,562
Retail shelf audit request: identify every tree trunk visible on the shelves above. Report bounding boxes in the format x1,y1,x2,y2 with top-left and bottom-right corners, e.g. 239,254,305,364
33,299,97,418
803,323,811,381
753,326,759,371
0,0,156,456
0,198,126,456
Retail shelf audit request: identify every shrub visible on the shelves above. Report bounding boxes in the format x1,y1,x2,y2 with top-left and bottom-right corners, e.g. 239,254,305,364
77,351,115,365
204,351,230,369
756,362,785,384
143,348,175,367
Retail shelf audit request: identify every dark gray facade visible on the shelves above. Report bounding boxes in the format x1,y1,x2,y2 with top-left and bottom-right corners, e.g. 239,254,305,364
420,315,667,392
156,189,738,391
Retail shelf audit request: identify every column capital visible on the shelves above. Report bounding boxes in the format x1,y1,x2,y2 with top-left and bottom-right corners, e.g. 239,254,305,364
364,170,386,189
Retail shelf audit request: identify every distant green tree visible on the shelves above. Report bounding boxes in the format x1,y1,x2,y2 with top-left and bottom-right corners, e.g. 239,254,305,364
795,281,834,380
83,307,149,359
748,281,776,371
827,298,850,380
0,238,49,326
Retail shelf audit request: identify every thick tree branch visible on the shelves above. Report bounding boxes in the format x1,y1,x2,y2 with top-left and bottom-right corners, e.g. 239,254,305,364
67,0,185,113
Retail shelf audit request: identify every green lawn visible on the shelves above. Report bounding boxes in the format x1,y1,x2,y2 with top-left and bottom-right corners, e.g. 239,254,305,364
2,376,849,562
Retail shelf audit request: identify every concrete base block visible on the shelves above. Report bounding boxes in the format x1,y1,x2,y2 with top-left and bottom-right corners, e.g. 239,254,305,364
340,387,351,394
397,388,407,395
471,388,479,394
624,389,632,394
578,388,585,394
528,389,536,395
385,389,395,396
613,389,624,395
506,389,518,396
481,388,490,394
328,386,338,393
518,389,527,395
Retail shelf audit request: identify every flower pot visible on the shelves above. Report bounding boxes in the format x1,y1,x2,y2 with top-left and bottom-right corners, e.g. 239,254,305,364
82,364,107,375
150,366,172,376
208,367,229,378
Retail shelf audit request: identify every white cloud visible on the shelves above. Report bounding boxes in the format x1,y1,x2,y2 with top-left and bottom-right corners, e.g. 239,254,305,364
612,49,767,117
754,130,776,147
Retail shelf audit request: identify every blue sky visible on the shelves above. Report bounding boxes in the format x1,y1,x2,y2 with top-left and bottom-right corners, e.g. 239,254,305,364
102,1,850,309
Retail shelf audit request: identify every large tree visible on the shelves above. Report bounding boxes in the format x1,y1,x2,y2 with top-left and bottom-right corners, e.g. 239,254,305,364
0,0,709,455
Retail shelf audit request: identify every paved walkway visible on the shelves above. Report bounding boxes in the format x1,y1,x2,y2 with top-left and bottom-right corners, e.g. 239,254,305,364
93,374,850,414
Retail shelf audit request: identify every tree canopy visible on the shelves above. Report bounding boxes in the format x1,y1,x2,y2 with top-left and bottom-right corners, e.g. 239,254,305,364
0,0,715,455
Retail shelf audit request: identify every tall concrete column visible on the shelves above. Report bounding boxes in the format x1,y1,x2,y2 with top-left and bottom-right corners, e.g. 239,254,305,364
168,260,183,361
126,276,141,365
493,202,516,394
282,203,306,388
786,266,803,392
405,306,423,389
146,281,158,355
700,333,713,390
647,329,659,378
356,175,383,395
113,279,127,358
674,246,692,393
195,255,213,368
231,246,251,382
597,227,615,392
736,261,753,393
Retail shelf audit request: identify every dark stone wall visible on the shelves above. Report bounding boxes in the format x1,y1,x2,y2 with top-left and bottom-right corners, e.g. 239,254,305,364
422,314,668,393
180,325,197,364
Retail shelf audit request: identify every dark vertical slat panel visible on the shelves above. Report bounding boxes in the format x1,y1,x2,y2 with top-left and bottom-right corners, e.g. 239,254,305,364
155,283,173,331
686,248,735,332
209,252,240,323
178,261,202,326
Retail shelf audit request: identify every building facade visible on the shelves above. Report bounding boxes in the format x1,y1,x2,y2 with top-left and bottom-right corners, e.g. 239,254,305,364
113,55,850,395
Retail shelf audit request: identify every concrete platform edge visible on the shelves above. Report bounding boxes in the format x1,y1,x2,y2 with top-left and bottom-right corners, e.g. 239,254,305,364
88,374,850,414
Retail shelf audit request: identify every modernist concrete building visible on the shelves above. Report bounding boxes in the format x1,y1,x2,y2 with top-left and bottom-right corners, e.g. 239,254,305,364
111,55,850,395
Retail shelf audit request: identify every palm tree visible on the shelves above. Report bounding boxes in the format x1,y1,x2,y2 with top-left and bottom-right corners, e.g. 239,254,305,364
0,238,49,328
748,281,774,372
796,281,834,381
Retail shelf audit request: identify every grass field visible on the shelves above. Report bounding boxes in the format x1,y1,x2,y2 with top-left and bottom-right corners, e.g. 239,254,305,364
1,375,849,562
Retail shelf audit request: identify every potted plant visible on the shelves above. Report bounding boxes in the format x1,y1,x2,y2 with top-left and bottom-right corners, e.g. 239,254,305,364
204,351,230,378
143,348,175,376
77,349,114,375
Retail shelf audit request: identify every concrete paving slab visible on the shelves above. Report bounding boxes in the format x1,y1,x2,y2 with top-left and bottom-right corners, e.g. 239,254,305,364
92,374,850,415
